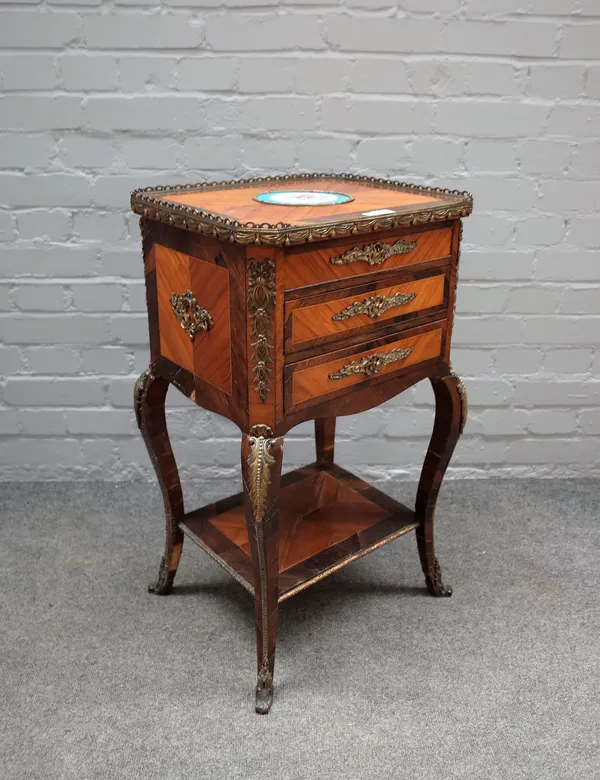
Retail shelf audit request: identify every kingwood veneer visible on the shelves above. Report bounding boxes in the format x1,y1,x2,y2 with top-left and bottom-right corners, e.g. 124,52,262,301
131,174,473,714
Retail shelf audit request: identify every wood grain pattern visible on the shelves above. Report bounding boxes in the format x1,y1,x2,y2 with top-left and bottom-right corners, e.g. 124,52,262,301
141,228,161,365
278,359,445,436
286,271,446,353
143,222,249,431
444,221,462,364
315,417,335,465
163,178,444,227
289,325,444,408
156,246,232,394
415,371,464,597
284,226,452,291
133,177,472,247
135,369,185,596
190,256,232,395
156,245,193,372
180,462,417,602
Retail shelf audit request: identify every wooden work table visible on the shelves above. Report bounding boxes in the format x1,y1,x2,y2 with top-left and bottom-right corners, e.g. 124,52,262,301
131,174,473,713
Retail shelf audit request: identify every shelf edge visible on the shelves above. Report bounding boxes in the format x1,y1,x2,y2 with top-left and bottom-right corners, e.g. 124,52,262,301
278,521,418,603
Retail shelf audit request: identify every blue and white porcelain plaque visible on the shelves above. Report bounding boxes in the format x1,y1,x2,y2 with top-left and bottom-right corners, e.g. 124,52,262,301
254,190,354,206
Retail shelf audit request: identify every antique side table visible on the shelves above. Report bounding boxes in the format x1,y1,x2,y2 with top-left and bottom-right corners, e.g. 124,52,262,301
131,175,472,713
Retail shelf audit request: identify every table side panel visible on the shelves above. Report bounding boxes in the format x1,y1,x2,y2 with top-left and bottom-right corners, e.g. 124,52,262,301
141,221,249,430
155,245,233,395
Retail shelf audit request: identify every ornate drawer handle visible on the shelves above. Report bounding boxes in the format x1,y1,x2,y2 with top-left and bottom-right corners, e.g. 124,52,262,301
329,346,413,380
330,239,417,267
170,290,213,341
332,291,417,321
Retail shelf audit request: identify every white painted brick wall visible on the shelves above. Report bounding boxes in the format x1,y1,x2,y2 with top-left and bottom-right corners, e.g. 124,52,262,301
0,0,599,483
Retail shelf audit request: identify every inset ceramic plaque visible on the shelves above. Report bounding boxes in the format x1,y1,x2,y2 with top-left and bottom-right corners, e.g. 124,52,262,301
254,190,354,206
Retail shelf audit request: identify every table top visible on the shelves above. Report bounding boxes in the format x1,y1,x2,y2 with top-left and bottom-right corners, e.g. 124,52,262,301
131,174,472,247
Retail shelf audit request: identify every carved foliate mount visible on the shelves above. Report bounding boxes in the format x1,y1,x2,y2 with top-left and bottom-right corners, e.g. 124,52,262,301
247,425,276,525
329,346,413,380
332,291,417,321
331,239,417,267
133,368,153,431
248,259,276,403
170,290,213,341
449,369,469,434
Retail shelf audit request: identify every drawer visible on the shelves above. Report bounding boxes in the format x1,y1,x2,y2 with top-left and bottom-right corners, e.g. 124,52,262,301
284,226,452,292
285,271,447,354
285,324,444,411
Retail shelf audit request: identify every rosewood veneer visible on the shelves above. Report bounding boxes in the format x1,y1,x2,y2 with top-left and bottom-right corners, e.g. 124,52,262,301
131,174,472,714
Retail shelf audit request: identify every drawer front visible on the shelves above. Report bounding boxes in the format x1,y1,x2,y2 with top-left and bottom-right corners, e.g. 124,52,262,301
155,244,232,394
286,325,444,410
285,272,446,354
284,226,452,292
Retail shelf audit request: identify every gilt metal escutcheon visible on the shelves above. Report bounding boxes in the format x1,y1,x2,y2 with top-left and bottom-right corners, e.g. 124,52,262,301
333,291,417,321
329,347,413,380
330,239,418,267
170,290,213,341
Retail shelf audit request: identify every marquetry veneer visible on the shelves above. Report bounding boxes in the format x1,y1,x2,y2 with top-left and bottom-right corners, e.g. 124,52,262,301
284,224,453,291
131,174,473,714
285,270,447,353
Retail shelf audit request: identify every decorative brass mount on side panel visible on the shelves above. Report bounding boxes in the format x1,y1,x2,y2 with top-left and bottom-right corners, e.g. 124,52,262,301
170,290,213,341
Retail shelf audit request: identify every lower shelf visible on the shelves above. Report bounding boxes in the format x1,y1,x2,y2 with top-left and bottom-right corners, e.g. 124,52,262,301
180,462,418,602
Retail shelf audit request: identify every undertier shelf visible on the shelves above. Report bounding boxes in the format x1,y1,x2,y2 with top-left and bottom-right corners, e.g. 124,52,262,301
180,462,418,602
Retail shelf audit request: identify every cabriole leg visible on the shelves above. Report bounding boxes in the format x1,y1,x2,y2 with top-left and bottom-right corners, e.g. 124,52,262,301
416,370,468,597
315,417,336,465
134,369,185,596
241,425,284,714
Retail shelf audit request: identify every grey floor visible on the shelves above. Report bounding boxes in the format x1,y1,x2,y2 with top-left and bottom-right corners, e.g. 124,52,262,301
1,479,599,780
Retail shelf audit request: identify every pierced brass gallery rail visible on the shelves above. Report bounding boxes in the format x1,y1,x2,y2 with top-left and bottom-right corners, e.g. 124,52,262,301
329,347,413,380
131,175,473,246
332,291,417,321
170,290,213,341
330,239,417,267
